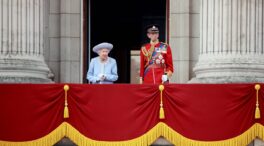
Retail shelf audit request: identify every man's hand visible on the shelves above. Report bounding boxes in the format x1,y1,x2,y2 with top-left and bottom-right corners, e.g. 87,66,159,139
139,77,143,84
167,70,173,78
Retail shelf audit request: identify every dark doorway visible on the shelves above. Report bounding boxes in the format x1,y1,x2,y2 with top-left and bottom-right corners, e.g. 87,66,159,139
88,0,167,83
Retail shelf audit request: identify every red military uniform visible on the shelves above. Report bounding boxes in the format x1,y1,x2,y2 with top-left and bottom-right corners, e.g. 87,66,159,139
140,42,174,84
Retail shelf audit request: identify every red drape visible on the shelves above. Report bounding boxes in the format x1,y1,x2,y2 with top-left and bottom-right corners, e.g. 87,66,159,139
0,83,263,142
67,84,160,141
0,84,64,141
163,84,262,141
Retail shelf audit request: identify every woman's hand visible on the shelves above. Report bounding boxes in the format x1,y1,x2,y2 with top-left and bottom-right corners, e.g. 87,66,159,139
100,75,106,81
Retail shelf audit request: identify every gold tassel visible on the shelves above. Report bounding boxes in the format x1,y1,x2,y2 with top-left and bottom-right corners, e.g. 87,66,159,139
64,85,70,119
255,84,261,119
159,107,165,119
64,106,69,119
159,85,165,119
255,107,260,119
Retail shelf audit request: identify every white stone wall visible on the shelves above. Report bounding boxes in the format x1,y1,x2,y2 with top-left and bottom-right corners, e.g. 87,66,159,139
169,0,200,83
44,0,60,82
45,0,82,83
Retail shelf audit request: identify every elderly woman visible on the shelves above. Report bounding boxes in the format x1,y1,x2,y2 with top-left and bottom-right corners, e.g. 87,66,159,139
87,42,118,84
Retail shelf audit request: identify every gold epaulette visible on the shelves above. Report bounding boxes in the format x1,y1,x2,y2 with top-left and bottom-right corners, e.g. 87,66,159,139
160,42,168,46
141,46,149,57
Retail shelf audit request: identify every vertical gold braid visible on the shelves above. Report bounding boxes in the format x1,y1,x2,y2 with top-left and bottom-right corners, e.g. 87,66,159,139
255,84,261,119
64,85,70,118
159,85,165,119
148,45,155,61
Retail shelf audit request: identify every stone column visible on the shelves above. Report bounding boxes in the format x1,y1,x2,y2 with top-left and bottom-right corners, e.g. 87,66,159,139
191,0,264,83
0,0,52,83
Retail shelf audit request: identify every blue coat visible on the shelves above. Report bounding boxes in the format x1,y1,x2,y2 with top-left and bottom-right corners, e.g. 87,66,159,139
87,57,118,84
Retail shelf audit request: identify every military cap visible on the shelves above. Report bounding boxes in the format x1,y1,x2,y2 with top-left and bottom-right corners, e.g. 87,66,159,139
147,25,159,33
92,42,113,53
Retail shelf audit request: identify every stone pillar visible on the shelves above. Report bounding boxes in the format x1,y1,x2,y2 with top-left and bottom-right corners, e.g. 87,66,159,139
0,0,52,83
59,0,82,83
191,0,264,83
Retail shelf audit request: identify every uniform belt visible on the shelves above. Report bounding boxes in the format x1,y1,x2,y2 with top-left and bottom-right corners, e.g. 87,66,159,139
93,81,113,84
148,64,165,68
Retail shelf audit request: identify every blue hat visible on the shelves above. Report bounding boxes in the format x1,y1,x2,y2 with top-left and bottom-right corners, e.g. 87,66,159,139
92,42,113,53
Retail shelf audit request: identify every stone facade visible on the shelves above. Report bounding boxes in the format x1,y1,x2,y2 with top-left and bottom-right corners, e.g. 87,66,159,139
0,0,263,145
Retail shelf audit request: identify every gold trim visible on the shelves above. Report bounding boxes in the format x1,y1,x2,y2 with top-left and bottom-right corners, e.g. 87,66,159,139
0,122,66,146
0,122,263,146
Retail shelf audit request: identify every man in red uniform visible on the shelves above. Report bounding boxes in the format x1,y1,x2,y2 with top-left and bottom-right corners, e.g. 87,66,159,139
140,25,174,84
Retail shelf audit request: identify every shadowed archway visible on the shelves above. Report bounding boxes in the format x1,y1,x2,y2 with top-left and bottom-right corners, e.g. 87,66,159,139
88,0,167,83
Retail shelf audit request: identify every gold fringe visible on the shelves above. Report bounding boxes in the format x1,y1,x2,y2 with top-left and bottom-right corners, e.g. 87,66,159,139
65,122,264,146
159,85,165,119
161,123,264,146
255,84,261,119
65,122,162,146
64,85,70,119
0,122,264,146
0,122,66,146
